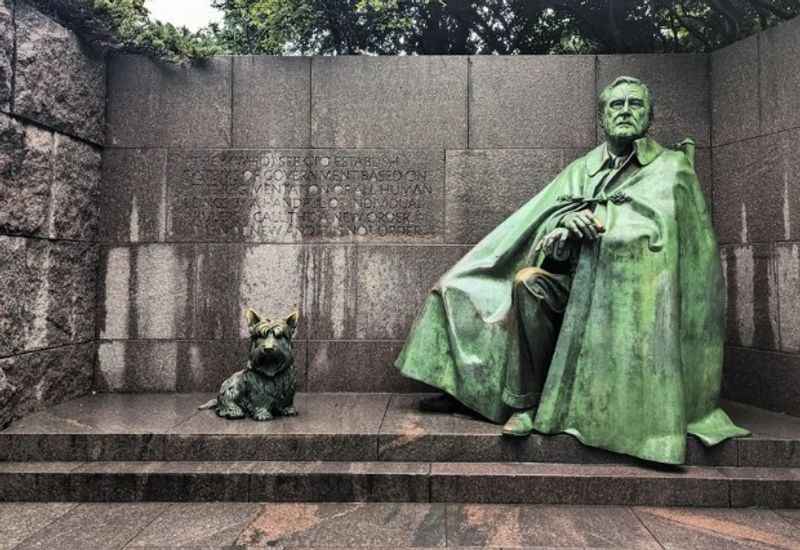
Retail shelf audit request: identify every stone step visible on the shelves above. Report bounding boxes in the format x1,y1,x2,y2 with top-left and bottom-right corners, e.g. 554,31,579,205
2,393,800,467
0,460,798,507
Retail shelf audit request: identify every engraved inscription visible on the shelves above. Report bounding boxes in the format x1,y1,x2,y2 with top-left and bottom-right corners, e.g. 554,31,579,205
166,150,443,241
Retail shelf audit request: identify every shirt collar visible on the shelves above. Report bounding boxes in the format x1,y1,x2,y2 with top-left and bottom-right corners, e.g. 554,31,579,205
586,136,664,176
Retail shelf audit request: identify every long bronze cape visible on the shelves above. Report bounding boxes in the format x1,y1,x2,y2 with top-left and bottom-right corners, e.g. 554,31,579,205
394,136,749,465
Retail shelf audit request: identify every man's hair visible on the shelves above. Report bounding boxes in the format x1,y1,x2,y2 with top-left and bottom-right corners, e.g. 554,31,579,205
598,76,655,127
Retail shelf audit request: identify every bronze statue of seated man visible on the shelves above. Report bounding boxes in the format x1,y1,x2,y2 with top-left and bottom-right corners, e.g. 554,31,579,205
396,76,749,465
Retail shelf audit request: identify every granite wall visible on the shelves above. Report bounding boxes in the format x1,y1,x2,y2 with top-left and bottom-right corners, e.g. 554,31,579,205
712,15,800,415
0,0,104,427
99,52,714,395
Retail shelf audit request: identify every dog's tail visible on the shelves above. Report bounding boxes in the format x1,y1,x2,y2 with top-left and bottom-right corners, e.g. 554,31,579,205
198,398,218,410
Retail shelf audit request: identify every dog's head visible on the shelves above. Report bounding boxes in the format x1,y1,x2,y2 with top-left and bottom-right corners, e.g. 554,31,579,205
245,308,299,377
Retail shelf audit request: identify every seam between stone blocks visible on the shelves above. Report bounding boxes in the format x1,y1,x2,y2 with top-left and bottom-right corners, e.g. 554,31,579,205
95,241,476,248
0,232,98,245
712,122,800,150
593,55,599,146
5,110,104,150
630,507,666,549
375,394,392,460
756,33,763,136
772,241,783,352
119,502,174,549
9,0,16,114
0,339,95,361
724,343,800,357
228,56,235,147
720,239,800,248
707,52,715,223
465,57,471,149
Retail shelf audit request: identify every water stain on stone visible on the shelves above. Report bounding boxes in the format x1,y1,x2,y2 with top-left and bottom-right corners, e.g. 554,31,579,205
304,245,357,340
752,246,777,350
123,246,139,392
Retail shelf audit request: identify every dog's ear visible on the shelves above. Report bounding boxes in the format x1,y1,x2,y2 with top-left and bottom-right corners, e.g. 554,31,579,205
245,308,262,328
285,310,300,336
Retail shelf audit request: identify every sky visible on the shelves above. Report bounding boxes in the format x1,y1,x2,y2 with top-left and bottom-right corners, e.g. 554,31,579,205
144,0,224,32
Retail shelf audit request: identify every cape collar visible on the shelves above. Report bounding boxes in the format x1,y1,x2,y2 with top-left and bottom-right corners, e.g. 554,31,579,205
586,136,664,176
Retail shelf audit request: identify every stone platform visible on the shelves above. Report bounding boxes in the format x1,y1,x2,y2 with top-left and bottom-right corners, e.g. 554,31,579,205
1,393,799,506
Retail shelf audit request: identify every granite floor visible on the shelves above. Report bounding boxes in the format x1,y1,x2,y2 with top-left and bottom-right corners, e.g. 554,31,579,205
1,502,799,549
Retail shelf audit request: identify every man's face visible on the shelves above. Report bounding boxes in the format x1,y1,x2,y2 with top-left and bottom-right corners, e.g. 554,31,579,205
601,83,650,142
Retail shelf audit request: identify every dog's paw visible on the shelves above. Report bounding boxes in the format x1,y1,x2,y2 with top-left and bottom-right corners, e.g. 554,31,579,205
217,407,245,419
252,408,274,421
279,406,298,417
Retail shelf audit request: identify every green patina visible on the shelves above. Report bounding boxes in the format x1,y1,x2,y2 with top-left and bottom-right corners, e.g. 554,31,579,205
394,76,749,465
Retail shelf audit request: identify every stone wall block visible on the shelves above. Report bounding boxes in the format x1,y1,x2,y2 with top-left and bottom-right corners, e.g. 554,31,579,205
46,239,98,346
107,55,231,148
721,346,764,408
0,236,45,355
49,133,100,240
760,16,800,134
0,1,12,112
776,243,800,353
98,244,193,341
303,245,357,340
723,346,800,416
99,148,167,244
14,1,105,144
132,244,192,339
96,246,130,340
445,148,586,244
176,339,308,392
192,243,310,343
470,56,595,148
312,56,467,148
0,237,96,356
720,245,779,350
711,35,760,146
597,54,710,147
355,245,470,340
712,134,783,244
694,147,713,210
98,244,309,343
233,56,311,147
158,57,232,148
0,114,52,236
238,244,306,339
307,340,427,392
106,55,161,146
0,342,94,427
95,340,177,392
191,244,245,340
165,148,445,245
777,128,800,241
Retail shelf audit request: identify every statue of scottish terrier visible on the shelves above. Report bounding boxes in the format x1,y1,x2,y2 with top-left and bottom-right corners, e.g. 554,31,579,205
199,308,299,421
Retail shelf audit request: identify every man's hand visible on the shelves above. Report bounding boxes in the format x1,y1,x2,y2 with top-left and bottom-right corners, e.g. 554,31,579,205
559,209,605,240
535,228,571,261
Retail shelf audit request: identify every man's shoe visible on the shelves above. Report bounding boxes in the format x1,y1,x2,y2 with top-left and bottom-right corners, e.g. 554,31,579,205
418,393,461,414
502,409,536,437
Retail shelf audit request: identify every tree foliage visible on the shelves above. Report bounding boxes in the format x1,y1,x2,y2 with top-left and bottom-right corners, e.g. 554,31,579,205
209,0,800,55
28,0,800,59
28,0,221,61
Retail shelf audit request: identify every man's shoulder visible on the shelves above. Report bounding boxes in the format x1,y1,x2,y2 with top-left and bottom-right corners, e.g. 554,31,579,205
553,144,602,179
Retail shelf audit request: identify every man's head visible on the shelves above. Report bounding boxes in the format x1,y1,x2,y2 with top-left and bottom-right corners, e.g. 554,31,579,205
598,76,653,148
